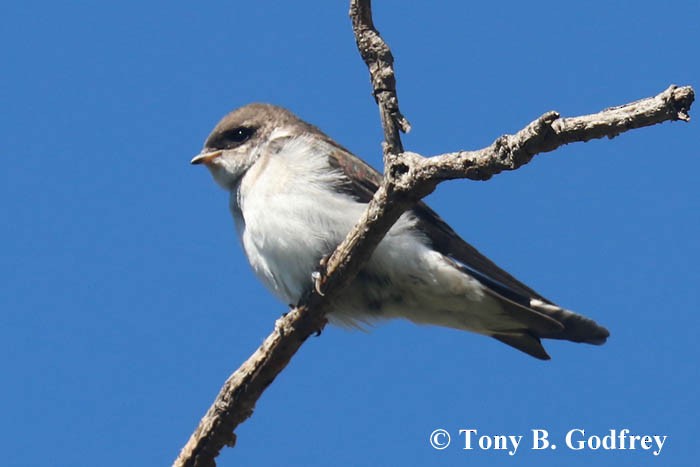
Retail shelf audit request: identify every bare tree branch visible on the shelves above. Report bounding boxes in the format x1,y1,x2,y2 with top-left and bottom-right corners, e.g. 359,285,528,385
410,85,694,184
350,0,410,156
174,1,694,465
173,306,327,467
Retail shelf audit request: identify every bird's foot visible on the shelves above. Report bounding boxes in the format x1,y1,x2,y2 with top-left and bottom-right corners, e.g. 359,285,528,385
311,255,329,296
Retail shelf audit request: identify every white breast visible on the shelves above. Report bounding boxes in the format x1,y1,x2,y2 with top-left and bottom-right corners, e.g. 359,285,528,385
229,133,491,328
231,134,365,303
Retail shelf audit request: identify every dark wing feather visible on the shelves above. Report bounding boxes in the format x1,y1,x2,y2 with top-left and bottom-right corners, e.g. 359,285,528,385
323,139,609,357
324,141,551,305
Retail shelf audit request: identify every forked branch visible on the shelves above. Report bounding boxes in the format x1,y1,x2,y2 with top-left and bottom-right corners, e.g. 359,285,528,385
174,1,693,465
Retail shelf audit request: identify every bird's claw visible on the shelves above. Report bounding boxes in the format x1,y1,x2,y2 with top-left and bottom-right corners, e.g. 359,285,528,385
311,271,325,296
312,256,329,296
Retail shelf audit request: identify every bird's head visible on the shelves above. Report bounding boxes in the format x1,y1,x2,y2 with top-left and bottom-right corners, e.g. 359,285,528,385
191,103,309,191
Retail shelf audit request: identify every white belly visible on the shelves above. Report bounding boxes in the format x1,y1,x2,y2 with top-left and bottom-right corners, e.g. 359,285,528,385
229,133,497,331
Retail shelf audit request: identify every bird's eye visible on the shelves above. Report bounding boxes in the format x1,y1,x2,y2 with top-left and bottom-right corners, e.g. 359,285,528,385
221,127,255,148
205,125,257,151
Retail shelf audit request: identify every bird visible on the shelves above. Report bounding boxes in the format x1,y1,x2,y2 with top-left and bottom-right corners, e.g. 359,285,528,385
191,103,609,360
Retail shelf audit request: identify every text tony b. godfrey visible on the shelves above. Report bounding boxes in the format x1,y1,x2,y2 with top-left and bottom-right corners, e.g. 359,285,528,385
429,428,667,456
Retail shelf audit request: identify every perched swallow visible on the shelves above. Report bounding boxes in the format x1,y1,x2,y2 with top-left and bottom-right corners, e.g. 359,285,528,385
192,103,609,359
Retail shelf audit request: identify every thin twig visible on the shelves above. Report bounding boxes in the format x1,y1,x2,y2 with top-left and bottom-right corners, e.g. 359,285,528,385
350,0,410,157
412,85,695,183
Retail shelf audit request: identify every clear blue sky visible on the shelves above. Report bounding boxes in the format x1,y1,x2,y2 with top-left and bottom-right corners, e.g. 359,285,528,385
2,1,698,466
